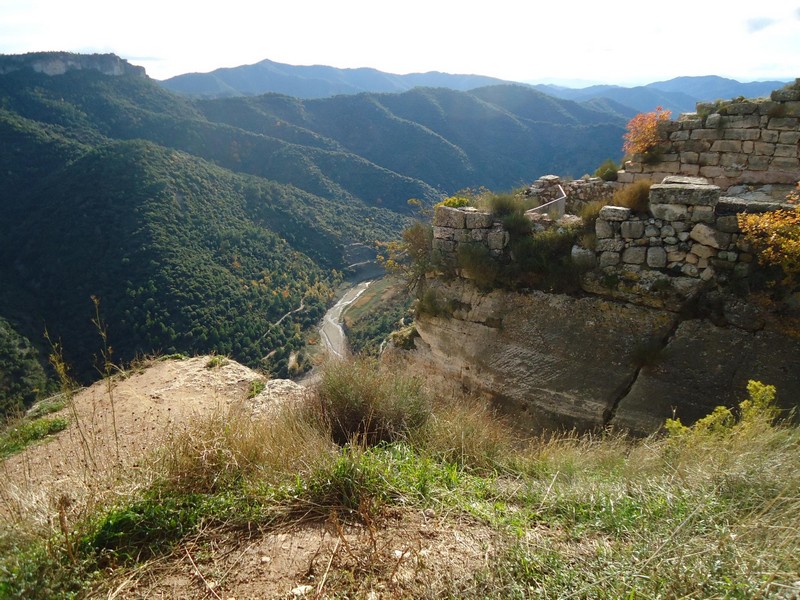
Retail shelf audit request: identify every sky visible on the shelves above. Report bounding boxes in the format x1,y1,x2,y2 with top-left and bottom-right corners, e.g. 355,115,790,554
1,0,799,86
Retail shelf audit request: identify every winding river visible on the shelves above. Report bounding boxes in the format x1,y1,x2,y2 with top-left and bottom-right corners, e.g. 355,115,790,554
318,280,373,359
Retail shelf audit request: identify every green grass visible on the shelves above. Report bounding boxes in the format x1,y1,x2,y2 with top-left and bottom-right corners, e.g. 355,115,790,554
1,363,798,599
0,414,68,459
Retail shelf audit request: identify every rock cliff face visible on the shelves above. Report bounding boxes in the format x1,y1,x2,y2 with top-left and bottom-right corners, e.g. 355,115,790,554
0,52,146,77
397,278,800,434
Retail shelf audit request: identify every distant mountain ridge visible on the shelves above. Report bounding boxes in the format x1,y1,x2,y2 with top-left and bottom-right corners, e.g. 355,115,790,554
531,75,792,115
160,58,514,99
158,58,791,116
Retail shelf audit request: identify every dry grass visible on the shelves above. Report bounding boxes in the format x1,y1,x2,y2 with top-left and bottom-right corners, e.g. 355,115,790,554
2,358,799,599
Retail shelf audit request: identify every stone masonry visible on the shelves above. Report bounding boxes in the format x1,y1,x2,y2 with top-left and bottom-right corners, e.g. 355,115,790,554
619,80,800,190
432,176,795,308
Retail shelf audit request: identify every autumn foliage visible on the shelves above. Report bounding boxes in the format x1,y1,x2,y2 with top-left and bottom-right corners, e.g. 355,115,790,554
738,207,800,282
623,106,672,156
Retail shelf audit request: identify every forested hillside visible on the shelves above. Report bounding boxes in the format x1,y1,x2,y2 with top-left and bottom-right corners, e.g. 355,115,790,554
0,53,629,416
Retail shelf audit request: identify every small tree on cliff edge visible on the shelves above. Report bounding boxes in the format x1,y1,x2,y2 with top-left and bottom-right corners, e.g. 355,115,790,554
623,106,672,157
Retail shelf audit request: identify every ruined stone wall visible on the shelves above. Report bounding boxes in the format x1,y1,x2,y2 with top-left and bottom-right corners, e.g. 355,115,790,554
432,176,794,310
525,174,617,214
619,81,800,190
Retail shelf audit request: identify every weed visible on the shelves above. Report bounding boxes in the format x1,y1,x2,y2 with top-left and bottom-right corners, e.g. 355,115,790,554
594,158,619,182
457,244,500,289
247,379,267,399
612,179,652,213
205,355,229,369
313,357,431,446
0,415,68,459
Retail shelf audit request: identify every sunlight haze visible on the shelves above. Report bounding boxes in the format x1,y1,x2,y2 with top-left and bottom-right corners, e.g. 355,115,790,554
1,0,798,85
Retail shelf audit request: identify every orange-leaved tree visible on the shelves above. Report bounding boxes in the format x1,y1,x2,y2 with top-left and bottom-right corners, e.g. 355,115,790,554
623,106,672,156
738,207,800,283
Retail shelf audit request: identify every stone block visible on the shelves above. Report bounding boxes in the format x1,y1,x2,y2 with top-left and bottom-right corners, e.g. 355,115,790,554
596,238,625,252
598,251,620,267
710,140,743,153
768,117,799,130
698,152,720,166
470,228,489,242
487,229,508,250
754,142,776,155
670,130,691,141
595,219,614,239
775,144,799,158
727,102,759,115
691,129,719,140
464,210,494,229
667,250,687,262
760,130,780,143
622,246,646,265
747,155,771,170
680,152,699,164
715,215,740,233
699,166,725,178
650,182,720,206
691,205,715,223
772,157,800,170
621,220,645,239
722,115,760,128
453,229,472,243
680,164,701,176
434,205,466,228
432,238,456,253
689,223,731,249
599,206,631,221
647,247,667,268
723,128,761,141
650,203,689,221
433,226,454,240
690,243,717,259
682,264,699,277
779,131,800,144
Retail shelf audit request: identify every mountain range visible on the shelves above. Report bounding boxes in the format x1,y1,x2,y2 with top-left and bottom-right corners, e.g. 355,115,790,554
160,57,789,116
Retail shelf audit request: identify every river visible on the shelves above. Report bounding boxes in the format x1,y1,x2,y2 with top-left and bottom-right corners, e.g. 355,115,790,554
318,280,373,359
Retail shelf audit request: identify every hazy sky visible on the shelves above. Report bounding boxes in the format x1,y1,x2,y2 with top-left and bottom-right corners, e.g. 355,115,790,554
1,0,799,85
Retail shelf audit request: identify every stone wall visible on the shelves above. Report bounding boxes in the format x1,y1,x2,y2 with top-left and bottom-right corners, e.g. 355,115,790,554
432,176,794,310
619,80,800,190
524,174,617,214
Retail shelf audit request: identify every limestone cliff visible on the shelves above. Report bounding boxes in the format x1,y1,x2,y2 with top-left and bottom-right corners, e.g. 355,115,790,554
0,51,146,77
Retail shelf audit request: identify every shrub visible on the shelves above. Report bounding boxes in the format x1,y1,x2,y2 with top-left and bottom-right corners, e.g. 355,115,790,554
439,195,471,208
378,221,434,292
457,243,500,289
314,357,432,446
738,207,800,283
594,159,619,182
612,179,652,213
623,107,671,156
490,193,522,217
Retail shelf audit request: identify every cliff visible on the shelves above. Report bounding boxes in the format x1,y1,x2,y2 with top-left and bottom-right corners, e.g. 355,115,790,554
0,51,146,77
391,179,800,434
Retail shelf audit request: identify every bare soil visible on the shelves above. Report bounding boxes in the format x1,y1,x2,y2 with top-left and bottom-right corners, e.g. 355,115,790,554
0,356,264,527
91,508,505,600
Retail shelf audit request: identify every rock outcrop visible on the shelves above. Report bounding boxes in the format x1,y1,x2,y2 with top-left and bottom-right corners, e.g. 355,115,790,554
0,51,146,78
